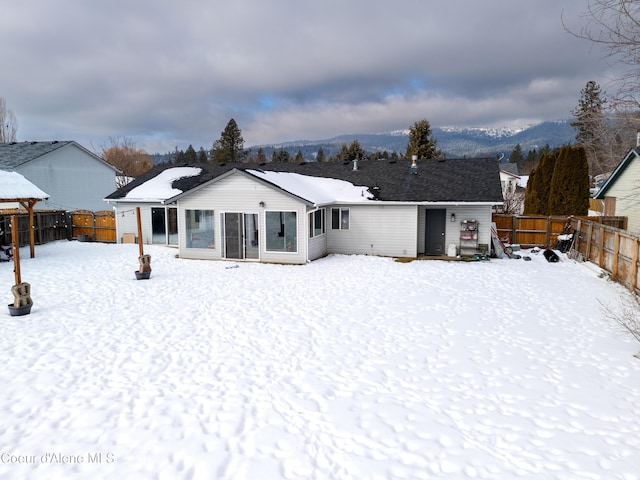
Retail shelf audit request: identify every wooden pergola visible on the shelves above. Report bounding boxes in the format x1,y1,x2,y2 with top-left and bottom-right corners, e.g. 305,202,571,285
0,171,49,258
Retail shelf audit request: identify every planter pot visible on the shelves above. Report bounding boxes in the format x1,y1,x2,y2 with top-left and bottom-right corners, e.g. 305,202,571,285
8,303,32,316
135,270,151,280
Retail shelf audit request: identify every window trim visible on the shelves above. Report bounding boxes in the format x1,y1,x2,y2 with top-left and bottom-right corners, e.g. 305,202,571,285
265,210,298,253
331,207,350,230
309,208,325,238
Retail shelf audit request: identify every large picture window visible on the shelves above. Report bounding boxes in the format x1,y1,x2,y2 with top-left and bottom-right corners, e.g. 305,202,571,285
331,207,349,230
265,211,297,252
309,209,325,238
185,209,215,248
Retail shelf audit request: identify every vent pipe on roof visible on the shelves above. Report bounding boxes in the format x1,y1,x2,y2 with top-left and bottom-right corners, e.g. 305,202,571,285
637,131,640,147
411,155,418,168
353,159,358,171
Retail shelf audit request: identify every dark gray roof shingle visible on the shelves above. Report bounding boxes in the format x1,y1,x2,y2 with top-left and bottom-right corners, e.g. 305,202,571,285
0,141,73,168
105,157,503,203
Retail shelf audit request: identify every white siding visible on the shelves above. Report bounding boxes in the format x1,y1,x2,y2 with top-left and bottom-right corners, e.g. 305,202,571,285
177,173,310,264
417,205,494,255
326,204,418,257
607,159,640,233
113,202,156,245
16,143,117,211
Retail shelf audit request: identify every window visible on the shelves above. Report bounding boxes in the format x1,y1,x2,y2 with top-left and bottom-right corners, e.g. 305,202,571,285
331,207,349,230
265,211,297,252
309,209,325,238
185,209,215,248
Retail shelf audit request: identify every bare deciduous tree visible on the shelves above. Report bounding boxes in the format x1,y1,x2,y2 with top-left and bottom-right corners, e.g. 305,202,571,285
0,97,18,143
101,137,154,188
600,296,640,354
565,1,640,112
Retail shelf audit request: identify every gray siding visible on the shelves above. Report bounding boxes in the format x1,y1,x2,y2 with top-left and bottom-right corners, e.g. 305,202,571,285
16,143,116,211
177,173,310,264
326,204,418,257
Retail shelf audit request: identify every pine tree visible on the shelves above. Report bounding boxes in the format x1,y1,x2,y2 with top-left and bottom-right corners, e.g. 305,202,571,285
256,147,267,164
294,150,304,163
316,147,325,162
405,119,442,159
184,144,198,164
509,143,524,165
212,118,245,163
548,146,590,215
571,81,607,174
197,147,208,163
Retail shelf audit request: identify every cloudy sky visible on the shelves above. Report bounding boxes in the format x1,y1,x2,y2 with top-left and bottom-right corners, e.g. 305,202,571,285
0,0,611,154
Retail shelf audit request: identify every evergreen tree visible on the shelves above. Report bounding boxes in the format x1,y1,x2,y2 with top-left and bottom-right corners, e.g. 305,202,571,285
184,144,198,164
405,119,442,159
571,81,607,174
256,147,267,164
212,118,245,163
548,146,591,215
524,151,556,214
272,148,291,163
316,147,325,162
197,147,208,163
523,169,537,214
172,147,186,165
294,150,304,163
509,143,524,165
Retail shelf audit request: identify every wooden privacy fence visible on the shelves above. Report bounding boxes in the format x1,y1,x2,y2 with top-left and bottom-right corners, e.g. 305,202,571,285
71,210,116,243
492,214,627,248
0,210,116,246
569,217,640,294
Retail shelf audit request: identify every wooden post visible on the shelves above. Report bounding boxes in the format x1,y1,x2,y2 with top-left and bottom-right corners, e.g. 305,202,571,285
136,207,144,257
631,238,639,293
612,232,620,281
598,225,605,268
585,222,593,261
11,215,21,285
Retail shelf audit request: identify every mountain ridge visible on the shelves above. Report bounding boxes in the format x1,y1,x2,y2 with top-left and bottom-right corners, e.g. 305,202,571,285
251,120,575,160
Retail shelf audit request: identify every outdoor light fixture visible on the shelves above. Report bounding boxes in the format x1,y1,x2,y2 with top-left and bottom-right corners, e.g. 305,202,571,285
450,213,456,222
259,201,265,207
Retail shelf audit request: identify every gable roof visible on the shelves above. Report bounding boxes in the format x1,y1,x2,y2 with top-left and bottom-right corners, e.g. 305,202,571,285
0,140,119,172
105,157,503,204
499,162,520,176
594,148,640,199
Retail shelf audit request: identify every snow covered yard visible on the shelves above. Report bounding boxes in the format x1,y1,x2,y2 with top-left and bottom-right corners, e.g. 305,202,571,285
1,241,639,480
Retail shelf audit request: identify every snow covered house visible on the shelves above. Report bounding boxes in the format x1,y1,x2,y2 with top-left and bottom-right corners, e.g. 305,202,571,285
594,147,640,232
0,141,119,211
104,158,503,264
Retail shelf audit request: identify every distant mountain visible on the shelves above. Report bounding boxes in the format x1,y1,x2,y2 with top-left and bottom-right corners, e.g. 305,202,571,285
153,120,576,163
250,120,576,161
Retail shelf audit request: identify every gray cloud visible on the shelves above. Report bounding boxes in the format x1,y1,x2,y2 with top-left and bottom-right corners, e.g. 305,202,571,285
0,0,611,153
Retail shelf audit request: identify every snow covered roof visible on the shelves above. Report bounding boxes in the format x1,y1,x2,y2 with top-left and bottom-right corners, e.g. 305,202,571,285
122,167,202,202
106,158,504,204
245,169,373,204
0,170,49,200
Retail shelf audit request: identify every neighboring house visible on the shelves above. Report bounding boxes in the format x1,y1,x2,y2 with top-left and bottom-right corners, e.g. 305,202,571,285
499,163,520,198
0,141,119,211
594,147,640,232
104,158,503,264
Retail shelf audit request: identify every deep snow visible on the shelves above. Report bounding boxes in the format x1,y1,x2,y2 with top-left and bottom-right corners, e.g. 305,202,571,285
1,241,639,479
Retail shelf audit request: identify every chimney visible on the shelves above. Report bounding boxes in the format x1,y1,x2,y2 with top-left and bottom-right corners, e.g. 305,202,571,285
353,159,358,171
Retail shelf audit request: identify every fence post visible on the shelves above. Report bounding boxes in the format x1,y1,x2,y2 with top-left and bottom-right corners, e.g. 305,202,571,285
612,232,620,281
631,238,639,293
585,222,593,261
598,225,605,268
512,215,517,245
